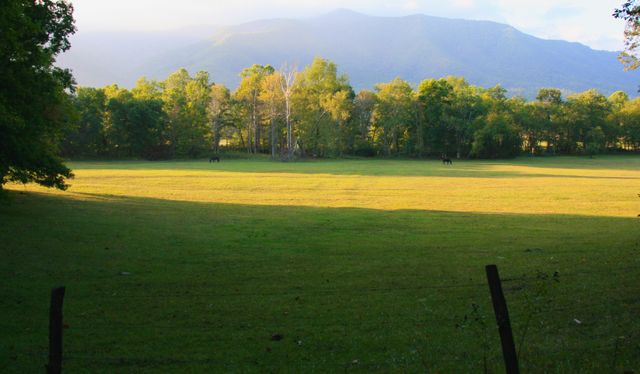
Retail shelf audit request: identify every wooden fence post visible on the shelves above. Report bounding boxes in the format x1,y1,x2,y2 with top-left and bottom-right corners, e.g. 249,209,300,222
485,265,519,374
47,286,65,374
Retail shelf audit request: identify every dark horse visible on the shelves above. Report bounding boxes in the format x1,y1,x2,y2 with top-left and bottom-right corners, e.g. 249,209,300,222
209,156,220,163
441,155,452,165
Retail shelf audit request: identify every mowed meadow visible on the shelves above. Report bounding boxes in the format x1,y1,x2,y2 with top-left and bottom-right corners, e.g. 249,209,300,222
1,156,639,372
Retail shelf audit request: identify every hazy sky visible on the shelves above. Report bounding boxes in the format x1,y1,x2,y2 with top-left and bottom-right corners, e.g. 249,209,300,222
71,0,626,51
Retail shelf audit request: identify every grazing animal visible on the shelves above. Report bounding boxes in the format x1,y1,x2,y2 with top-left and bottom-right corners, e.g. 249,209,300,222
209,156,220,163
441,155,452,165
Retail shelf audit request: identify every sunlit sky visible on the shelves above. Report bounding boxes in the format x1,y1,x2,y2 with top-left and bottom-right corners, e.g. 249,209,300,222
70,0,626,51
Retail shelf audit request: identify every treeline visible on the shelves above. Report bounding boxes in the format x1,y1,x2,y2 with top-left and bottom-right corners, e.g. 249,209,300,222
62,57,640,160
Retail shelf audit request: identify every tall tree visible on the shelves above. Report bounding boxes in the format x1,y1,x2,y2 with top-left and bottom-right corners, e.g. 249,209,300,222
471,112,522,159
279,64,297,159
260,72,286,159
618,98,640,150
162,68,190,156
207,84,231,154
353,90,377,156
373,78,414,155
564,89,611,153
183,71,211,157
444,77,485,158
417,78,454,156
1,0,76,192
62,87,107,158
533,88,564,154
103,84,134,156
292,57,352,157
160,69,210,157
235,64,274,153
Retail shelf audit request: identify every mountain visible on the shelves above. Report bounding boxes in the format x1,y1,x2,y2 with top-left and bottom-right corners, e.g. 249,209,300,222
56,26,220,87
58,9,639,98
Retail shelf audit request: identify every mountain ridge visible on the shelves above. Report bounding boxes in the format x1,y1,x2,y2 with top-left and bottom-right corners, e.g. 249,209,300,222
58,10,639,98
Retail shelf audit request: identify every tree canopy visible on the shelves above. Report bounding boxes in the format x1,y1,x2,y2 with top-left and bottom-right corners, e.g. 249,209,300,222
615,1,640,70
1,0,77,192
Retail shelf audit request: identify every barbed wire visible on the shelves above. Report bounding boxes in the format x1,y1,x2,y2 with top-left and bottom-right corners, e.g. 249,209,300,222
4,265,640,371
59,263,640,301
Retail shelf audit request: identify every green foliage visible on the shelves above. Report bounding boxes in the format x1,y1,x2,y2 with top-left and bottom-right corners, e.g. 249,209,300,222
586,126,606,157
62,87,107,157
444,77,486,158
62,58,640,161
614,1,640,70
618,98,640,149
292,57,353,157
471,113,522,158
0,0,76,190
235,64,275,154
417,78,455,155
564,89,611,154
350,90,378,156
373,78,414,155
161,68,211,158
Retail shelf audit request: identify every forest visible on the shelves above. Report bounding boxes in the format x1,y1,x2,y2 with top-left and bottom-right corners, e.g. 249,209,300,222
62,57,640,161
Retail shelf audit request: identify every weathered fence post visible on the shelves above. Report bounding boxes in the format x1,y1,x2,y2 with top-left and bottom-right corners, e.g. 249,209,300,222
47,286,65,374
485,265,519,374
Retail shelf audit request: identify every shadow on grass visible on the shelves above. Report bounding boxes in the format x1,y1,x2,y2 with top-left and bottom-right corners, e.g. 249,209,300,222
1,191,639,372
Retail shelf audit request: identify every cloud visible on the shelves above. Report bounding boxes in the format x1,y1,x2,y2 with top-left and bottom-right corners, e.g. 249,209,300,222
451,0,476,9
485,0,624,50
402,0,420,11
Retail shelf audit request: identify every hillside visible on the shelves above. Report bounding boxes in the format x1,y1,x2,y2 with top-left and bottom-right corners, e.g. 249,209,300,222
58,9,639,98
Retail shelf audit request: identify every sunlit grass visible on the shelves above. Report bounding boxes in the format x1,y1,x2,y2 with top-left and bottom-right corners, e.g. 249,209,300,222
10,156,640,217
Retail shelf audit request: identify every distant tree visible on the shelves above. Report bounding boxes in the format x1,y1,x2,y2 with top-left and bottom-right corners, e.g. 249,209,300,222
260,72,286,159
207,84,231,154
325,89,354,156
533,88,564,154
536,88,563,105
614,1,640,70
373,78,414,155
509,96,540,155
585,126,606,157
235,64,275,153
102,84,134,156
564,89,611,153
617,98,640,150
130,77,168,159
417,79,454,156
132,77,162,101
278,65,297,160
225,98,249,150
292,57,352,157
160,69,211,157
471,113,522,158
1,0,76,192
445,77,485,158
608,91,630,110
162,68,190,156
62,87,107,158
353,90,377,156
183,71,211,157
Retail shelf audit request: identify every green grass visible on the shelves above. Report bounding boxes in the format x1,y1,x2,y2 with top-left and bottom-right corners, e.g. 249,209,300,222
1,156,639,372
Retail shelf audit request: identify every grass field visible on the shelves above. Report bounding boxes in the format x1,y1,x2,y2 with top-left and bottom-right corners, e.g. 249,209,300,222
1,156,639,372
